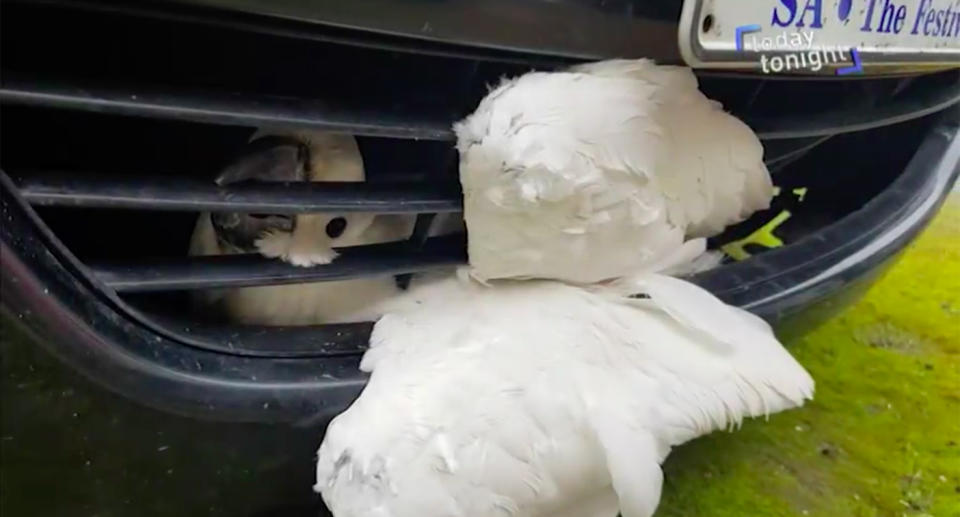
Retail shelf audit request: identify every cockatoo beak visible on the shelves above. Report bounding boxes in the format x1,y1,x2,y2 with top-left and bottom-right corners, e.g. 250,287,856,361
214,134,310,186
210,135,307,252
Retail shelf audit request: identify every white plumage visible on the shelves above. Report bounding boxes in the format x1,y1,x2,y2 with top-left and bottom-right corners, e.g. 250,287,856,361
454,59,772,284
316,273,813,517
314,59,812,517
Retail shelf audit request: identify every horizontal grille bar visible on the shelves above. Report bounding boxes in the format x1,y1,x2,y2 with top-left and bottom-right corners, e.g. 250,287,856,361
3,74,958,143
12,138,818,211
88,236,466,292
0,78,453,141
15,173,463,213
751,74,960,140
764,135,833,171
146,314,374,358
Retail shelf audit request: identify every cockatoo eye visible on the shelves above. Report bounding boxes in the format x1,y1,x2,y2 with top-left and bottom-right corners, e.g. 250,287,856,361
325,217,347,238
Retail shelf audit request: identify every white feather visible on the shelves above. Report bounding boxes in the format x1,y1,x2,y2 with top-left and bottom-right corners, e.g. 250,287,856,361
316,273,813,517
311,59,810,517
454,59,772,284
314,59,809,516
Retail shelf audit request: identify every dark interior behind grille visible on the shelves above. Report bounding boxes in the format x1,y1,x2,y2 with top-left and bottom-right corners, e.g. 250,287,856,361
2,2,959,367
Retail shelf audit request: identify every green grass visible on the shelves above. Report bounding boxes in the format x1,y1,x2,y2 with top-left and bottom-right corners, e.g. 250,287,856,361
657,196,960,517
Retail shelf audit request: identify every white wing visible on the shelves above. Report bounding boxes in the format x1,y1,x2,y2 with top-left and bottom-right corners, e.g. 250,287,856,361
316,274,813,517
571,59,773,237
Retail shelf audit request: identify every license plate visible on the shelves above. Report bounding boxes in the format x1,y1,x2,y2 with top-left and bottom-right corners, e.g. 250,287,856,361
679,0,960,73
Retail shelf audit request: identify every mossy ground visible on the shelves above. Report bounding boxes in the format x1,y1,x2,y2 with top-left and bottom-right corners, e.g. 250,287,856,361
657,196,960,517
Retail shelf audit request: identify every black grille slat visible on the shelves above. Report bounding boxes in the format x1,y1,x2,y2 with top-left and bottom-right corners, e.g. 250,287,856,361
144,314,374,358
750,74,960,140
4,74,958,144
88,236,466,292
0,78,454,141
764,136,833,171
16,174,462,214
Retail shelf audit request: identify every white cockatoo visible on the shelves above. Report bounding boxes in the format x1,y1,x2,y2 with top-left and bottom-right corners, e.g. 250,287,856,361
314,59,812,517
189,129,460,325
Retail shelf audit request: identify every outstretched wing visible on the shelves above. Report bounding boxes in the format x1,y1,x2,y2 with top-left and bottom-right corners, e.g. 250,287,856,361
317,275,812,516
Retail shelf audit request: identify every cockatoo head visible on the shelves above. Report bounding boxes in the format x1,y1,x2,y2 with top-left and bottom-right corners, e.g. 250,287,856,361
211,129,379,267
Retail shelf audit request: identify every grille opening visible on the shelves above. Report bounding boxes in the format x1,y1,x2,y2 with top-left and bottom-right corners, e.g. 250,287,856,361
4,103,940,324
2,104,462,320
3,0,958,359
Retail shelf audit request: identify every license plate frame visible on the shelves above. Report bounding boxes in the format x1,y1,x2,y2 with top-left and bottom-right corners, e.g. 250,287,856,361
679,0,960,72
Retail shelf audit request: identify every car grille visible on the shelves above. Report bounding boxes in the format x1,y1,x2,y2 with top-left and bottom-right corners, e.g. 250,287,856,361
2,0,958,420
